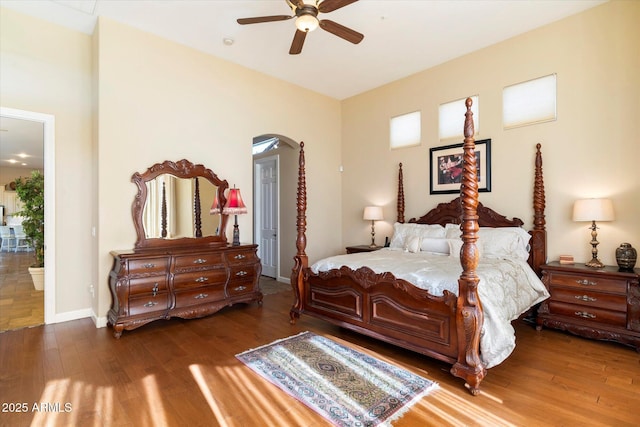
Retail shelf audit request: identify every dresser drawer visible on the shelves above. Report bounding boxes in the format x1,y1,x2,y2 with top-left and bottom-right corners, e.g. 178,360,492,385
226,249,258,265
227,281,256,297
129,276,168,296
173,268,228,290
551,287,627,312
548,272,627,294
128,257,169,275
228,265,256,283
129,293,170,316
174,253,225,271
174,286,226,308
548,301,626,327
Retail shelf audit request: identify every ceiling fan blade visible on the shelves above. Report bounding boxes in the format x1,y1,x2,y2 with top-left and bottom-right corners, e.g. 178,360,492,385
289,30,307,55
237,15,293,25
319,19,364,44
318,0,359,14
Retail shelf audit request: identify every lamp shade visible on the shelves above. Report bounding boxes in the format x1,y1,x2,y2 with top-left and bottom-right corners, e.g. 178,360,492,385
222,187,247,215
573,198,614,222
363,206,383,221
209,194,221,215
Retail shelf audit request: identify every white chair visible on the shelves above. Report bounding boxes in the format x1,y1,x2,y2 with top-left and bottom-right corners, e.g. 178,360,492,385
0,225,16,252
13,225,32,252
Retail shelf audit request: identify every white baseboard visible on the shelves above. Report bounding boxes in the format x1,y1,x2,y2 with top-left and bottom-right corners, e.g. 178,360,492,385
52,308,92,324
51,308,108,328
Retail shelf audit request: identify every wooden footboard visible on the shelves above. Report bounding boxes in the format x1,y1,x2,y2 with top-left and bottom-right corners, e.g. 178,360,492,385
305,266,459,363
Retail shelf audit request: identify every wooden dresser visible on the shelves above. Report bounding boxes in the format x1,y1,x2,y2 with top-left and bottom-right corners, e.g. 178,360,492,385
537,262,640,350
108,244,261,337
107,159,263,338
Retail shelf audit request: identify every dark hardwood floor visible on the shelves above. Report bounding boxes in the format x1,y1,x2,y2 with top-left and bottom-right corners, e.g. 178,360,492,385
0,287,638,426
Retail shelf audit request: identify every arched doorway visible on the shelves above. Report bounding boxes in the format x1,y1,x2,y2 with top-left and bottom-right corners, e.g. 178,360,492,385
252,134,299,282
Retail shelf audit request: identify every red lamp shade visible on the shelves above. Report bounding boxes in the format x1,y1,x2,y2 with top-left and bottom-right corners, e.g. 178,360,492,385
209,194,221,215
222,188,247,215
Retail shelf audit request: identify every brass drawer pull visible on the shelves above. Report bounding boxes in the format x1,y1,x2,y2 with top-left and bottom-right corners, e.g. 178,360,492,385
195,276,208,283
235,271,247,277
194,293,208,299
575,279,597,286
574,294,596,302
143,263,156,269
143,301,158,308
575,311,596,319
234,254,246,260
152,283,159,296
234,285,247,292
193,258,207,264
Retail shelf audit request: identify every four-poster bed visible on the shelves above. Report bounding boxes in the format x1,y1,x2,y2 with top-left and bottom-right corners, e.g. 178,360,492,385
290,98,548,394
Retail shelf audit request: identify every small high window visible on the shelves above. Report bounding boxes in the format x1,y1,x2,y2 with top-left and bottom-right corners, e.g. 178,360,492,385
390,111,421,149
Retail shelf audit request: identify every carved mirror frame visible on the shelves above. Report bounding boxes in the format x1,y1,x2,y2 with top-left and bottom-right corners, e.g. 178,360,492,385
132,159,229,251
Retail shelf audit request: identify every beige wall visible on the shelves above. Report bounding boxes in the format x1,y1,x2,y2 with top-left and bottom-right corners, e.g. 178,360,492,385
341,0,640,267
1,8,94,315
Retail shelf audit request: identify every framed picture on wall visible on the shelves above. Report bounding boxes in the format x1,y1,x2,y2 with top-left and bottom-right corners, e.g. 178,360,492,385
429,139,491,194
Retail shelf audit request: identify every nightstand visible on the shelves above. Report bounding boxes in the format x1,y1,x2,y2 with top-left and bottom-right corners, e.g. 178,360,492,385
345,245,382,254
537,262,639,350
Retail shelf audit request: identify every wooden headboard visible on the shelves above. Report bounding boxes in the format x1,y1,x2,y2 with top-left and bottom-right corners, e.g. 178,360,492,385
394,144,547,276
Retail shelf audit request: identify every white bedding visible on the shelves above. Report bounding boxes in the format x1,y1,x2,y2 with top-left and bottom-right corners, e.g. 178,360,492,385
310,248,549,368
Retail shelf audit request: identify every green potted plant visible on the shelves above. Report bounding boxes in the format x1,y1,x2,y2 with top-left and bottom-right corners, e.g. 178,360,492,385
14,170,45,290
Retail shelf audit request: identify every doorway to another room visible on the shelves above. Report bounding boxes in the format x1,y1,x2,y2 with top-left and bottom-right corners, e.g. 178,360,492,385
252,135,298,285
0,108,55,331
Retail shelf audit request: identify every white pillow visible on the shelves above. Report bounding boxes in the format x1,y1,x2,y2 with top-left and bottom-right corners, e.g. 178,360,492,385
405,235,421,253
448,238,483,258
421,237,450,254
478,227,531,261
389,223,445,249
444,223,461,239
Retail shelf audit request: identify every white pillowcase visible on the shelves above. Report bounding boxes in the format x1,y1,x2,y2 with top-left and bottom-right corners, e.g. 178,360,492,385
448,238,483,258
405,235,421,253
421,237,451,254
478,227,531,261
444,223,461,239
447,227,530,261
389,223,446,249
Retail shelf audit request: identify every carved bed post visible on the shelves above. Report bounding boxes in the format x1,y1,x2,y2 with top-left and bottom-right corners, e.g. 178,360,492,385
194,177,202,238
450,97,486,395
529,143,547,276
397,163,405,223
290,141,308,323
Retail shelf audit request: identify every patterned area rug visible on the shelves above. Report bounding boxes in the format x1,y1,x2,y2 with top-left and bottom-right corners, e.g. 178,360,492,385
236,331,438,426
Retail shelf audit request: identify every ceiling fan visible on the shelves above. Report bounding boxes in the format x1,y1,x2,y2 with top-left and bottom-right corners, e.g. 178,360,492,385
237,0,364,55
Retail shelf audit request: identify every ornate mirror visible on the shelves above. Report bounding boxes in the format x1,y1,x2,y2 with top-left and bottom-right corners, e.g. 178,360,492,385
132,159,229,251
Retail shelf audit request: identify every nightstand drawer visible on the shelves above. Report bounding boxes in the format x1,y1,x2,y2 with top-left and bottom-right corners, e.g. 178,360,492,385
548,272,627,294
551,287,627,312
548,301,626,327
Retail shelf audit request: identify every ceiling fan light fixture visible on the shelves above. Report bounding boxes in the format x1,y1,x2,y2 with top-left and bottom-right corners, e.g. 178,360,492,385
295,14,319,32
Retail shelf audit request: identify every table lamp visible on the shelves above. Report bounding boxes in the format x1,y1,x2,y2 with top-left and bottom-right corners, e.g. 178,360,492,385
223,187,247,246
573,198,614,268
363,206,383,248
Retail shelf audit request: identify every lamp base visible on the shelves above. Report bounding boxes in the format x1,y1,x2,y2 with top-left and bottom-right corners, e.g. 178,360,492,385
585,257,605,269
232,216,240,246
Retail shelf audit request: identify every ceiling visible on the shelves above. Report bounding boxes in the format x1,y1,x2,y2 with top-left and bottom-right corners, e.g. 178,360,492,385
0,0,606,171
